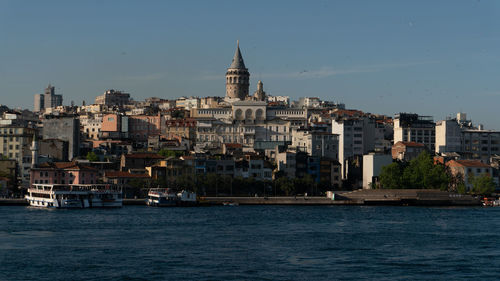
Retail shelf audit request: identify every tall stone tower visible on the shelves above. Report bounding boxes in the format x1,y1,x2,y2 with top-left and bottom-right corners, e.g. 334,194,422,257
226,41,250,100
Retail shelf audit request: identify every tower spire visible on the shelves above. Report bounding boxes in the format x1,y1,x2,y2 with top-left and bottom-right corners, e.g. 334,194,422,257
226,41,250,100
229,40,246,69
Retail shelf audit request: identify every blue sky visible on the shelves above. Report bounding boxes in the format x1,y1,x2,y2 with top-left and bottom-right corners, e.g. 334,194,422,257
1,0,500,128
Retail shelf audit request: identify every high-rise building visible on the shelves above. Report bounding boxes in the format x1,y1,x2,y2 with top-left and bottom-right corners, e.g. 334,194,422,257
43,84,63,109
225,41,250,101
34,94,44,112
33,84,63,112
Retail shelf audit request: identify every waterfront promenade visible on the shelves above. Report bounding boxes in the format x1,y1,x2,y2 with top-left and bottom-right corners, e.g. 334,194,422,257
1,189,481,206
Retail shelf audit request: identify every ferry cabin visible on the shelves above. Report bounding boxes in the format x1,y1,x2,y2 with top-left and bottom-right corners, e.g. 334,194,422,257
26,184,122,208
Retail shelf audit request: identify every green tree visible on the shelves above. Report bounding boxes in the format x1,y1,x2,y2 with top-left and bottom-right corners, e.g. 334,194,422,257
86,151,99,162
158,149,184,158
276,177,295,196
176,174,197,192
379,162,403,189
470,173,496,195
457,182,467,195
127,178,150,198
379,151,449,190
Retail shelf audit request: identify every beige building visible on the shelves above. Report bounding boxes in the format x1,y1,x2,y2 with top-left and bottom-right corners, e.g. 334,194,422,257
446,159,494,191
95,89,130,106
391,141,427,161
163,118,197,141
291,129,339,160
80,114,102,140
0,126,36,184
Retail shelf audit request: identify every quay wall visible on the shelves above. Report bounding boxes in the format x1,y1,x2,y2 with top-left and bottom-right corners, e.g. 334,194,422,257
200,196,361,206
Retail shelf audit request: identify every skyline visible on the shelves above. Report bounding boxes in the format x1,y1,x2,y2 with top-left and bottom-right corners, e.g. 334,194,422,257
1,1,500,128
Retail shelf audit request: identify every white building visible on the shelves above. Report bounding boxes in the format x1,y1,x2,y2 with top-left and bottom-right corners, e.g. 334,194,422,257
394,113,435,151
176,97,200,110
332,117,376,180
435,119,462,154
267,95,290,106
362,153,393,189
80,114,102,140
291,129,339,160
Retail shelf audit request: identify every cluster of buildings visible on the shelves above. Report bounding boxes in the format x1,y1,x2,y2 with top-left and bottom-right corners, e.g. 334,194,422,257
0,42,498,196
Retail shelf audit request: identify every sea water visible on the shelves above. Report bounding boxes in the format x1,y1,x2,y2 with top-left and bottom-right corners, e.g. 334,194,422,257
0,205,499,280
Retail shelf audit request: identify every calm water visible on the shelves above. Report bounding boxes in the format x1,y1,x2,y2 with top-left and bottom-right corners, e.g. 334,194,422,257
1,205,499,281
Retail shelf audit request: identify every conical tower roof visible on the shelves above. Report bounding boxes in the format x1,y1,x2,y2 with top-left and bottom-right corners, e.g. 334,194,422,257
229,40,246,69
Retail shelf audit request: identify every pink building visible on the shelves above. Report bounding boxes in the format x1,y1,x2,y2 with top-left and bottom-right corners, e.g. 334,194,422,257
30,162,99,186
101,113,121,132
128,114,161,144
100,113,128,139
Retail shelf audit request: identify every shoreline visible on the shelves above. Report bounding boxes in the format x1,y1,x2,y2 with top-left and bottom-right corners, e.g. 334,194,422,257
1,191,482,207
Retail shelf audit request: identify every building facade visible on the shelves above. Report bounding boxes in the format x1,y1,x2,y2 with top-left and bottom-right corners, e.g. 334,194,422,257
394,113,435,152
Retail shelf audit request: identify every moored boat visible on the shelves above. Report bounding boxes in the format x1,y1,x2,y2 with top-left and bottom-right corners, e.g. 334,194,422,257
146,188,198,207
89,185,123,208
146,188,178,207
25,184,122,208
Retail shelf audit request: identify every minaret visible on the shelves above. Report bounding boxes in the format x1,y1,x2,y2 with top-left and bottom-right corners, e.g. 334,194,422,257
31,134,38,168
253,80,266,101
226,40,250,100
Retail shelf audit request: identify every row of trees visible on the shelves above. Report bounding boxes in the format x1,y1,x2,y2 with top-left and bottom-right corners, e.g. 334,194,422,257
126,173,332,198
379,151,496,195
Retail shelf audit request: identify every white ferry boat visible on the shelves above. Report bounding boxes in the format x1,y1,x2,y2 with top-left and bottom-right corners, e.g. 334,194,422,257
89,186,123,208
25,184,122,208
146,188,178,207
146,188,197,207
177,190,197,206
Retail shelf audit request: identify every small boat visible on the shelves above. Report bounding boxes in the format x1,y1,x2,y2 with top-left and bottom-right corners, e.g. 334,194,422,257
482,197,500,207
222,201,239,206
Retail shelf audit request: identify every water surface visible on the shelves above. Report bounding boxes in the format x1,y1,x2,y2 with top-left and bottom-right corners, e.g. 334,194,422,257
1,205,498,280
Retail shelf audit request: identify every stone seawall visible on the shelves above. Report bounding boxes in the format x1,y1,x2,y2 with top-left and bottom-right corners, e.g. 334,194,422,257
1,191,482,207
0,199,28,206
200,196,362,206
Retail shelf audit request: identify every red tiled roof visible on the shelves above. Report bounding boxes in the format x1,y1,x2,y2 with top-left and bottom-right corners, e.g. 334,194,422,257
446,160,491,168
36,162,97,171
333,109,365,117
105,171,150,178
395,141,425,147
